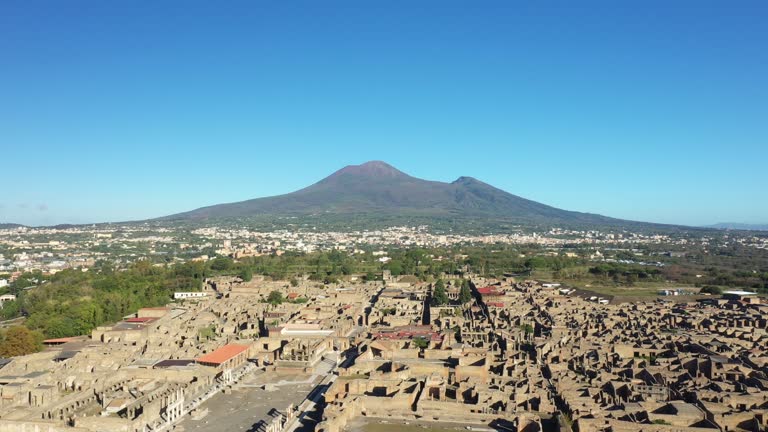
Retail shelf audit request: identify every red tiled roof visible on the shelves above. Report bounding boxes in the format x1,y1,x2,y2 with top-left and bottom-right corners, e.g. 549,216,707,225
196,344,249,365
374,326,441,342
477,287,501,295
43,337,76,344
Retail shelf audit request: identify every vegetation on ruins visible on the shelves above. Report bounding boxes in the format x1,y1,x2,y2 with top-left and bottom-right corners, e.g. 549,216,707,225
266,290,284,305
198,324,216,341
431,279,449,306
519,324,534,335
453,325,462,343
380,307,396,316
411,336,429,349
239,267,253,282
458,279,473,304
439,308,458,318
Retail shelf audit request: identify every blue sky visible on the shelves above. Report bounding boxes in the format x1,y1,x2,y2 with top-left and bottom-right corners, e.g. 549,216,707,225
1,1,766,227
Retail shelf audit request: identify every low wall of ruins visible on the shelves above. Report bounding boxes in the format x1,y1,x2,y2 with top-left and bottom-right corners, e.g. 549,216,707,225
0,420,91,432
418,398,506,423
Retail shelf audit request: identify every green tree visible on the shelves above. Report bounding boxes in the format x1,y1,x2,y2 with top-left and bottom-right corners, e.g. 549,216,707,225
0,326,42,357
266,290,284,305
387,261,404,277
432,279,448,306
524,257,547,272
340,262,353,275
412,336,429,349
0,300,20,320
209,257,233,272
239,267,253,282
700,285,723,295
458,280,472,304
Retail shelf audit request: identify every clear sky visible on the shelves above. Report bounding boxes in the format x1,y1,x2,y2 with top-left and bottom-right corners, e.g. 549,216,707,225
2,1,766,227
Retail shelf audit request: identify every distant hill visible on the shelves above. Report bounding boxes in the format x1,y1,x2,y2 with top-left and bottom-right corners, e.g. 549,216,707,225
708,223,768,231
0,223,25,229
162,161,664,229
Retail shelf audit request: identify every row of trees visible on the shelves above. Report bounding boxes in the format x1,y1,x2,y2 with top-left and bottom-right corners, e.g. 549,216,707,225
431,279,473,306
177,245,593,284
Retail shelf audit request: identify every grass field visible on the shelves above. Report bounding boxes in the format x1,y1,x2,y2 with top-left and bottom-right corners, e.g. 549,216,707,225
531,269,701,302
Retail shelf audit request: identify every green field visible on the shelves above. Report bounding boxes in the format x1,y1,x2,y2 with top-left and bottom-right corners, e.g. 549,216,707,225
532,268,700,301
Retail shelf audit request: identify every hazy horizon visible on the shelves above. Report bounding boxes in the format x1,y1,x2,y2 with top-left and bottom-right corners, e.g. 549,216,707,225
2,1,766,226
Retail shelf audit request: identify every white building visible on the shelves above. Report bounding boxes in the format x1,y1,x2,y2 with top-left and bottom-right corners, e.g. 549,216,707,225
173,292,210,300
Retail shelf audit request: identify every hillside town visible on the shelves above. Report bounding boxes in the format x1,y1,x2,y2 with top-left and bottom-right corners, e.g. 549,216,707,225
0,271,766,432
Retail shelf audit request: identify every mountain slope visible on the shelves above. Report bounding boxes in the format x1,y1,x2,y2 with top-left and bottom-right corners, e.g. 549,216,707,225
708,223,768,231
0,223,25,229
162,161,635,226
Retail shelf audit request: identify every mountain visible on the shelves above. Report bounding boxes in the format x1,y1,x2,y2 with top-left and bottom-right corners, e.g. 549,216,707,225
162,161,651,227
0,223,25,229
708,223,768,231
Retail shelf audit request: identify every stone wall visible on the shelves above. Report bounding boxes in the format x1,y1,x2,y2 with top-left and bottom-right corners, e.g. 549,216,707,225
0,420,91,432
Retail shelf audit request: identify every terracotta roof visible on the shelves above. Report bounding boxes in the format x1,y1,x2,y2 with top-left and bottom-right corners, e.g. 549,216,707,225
374,325,441,342
196,344,249,365
477,287,501,295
